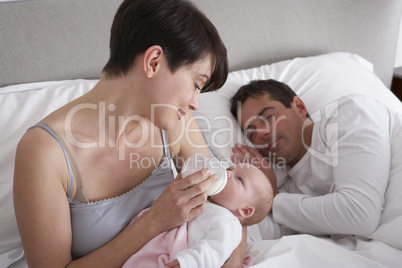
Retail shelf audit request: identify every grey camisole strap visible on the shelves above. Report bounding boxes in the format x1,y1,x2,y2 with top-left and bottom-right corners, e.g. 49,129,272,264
161,128,170,159
28,123,74,198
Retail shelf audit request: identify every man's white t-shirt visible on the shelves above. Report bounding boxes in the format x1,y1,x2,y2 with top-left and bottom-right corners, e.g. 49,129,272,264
258,94,402,239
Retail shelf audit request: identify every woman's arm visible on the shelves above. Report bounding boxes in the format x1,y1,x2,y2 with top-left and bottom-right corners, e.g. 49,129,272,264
14,127,217,267
14,130,159,267
222,226,248,268
14,131,76,267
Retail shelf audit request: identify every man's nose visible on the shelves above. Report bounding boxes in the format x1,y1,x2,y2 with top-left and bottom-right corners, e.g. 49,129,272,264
257,128,269,140
256,122,270,140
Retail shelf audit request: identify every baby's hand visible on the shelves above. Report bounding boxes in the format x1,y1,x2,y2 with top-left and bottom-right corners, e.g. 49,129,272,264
167,259,180,268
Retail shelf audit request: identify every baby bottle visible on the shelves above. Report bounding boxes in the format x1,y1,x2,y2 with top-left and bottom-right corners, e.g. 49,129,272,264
181,154,228,196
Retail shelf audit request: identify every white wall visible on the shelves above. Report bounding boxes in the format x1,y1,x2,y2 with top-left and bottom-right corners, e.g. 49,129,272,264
395,16,402,67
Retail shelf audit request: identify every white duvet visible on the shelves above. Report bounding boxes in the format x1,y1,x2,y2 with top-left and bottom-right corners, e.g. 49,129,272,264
247,231,402,268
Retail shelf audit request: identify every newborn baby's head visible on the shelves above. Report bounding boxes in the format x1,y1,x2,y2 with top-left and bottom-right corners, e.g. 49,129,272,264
209,163,273,226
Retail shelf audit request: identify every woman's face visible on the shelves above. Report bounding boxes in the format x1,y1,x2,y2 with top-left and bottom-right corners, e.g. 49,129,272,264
148,54,214,130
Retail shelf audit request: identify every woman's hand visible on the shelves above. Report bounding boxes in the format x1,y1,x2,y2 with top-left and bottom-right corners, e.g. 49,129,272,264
167,259,180,268
145,168,218,235
222,226,247,268
232,144,278,195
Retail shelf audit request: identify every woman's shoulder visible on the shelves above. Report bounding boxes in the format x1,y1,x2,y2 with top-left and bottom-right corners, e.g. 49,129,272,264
17,124,56,156
15,123,71,193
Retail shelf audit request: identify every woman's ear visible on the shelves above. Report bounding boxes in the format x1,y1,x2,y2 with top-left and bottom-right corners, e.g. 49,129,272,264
238,205,255,218
143,45,163,78
293,96,308,118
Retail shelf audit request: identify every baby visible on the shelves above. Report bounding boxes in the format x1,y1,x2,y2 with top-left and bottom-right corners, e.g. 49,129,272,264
122,162,273,268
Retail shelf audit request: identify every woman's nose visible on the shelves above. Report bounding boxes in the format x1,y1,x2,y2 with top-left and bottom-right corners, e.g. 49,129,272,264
189,90,200,111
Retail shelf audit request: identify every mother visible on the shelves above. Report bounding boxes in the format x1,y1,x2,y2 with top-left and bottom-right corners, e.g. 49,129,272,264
13,0,229,266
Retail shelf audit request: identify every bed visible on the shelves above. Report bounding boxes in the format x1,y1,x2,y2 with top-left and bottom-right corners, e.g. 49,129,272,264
1,0,402,267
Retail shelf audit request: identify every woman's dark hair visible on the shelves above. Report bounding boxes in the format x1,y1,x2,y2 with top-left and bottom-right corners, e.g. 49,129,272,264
230,79,298,118
103,0,228,92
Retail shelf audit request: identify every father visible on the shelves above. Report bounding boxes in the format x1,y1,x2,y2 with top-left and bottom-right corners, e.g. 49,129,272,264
230,79,402,241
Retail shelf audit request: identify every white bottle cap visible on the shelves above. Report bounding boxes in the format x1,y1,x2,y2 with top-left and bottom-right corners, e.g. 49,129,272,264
181,154,228,196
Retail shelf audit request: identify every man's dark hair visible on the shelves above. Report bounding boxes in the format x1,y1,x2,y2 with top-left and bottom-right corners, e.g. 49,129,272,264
103,0,228,92
230,79,298,118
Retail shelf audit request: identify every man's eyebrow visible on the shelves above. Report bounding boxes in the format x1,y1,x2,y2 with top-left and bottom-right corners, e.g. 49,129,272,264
258,107,275,117
244,107,275,131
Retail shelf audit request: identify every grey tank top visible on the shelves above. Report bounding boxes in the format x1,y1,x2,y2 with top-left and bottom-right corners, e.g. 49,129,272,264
29,124,174,259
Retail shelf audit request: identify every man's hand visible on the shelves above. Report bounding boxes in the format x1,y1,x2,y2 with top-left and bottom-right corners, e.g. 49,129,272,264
232,144,278,196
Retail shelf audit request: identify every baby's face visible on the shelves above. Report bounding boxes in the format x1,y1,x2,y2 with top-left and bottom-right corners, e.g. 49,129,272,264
210,163,271,212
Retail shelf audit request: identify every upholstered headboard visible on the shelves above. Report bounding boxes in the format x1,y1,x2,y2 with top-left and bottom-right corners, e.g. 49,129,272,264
0,0,401,88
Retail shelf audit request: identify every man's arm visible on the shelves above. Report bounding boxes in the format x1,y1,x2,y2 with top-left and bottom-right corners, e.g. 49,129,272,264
273,96,391,236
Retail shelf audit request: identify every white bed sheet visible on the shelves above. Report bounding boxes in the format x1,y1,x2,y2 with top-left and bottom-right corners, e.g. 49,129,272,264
247,233,402,268
8,235,402,268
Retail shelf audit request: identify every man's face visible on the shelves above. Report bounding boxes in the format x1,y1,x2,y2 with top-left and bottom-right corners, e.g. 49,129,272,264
237,94,309,167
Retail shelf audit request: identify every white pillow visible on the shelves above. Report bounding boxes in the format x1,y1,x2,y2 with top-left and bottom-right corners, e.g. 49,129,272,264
0,79,97,266
193,52,402,249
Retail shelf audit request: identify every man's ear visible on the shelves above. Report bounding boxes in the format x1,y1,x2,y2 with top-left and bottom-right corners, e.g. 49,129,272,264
143,45,163,78
293,96,308,118
238,205,255,218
